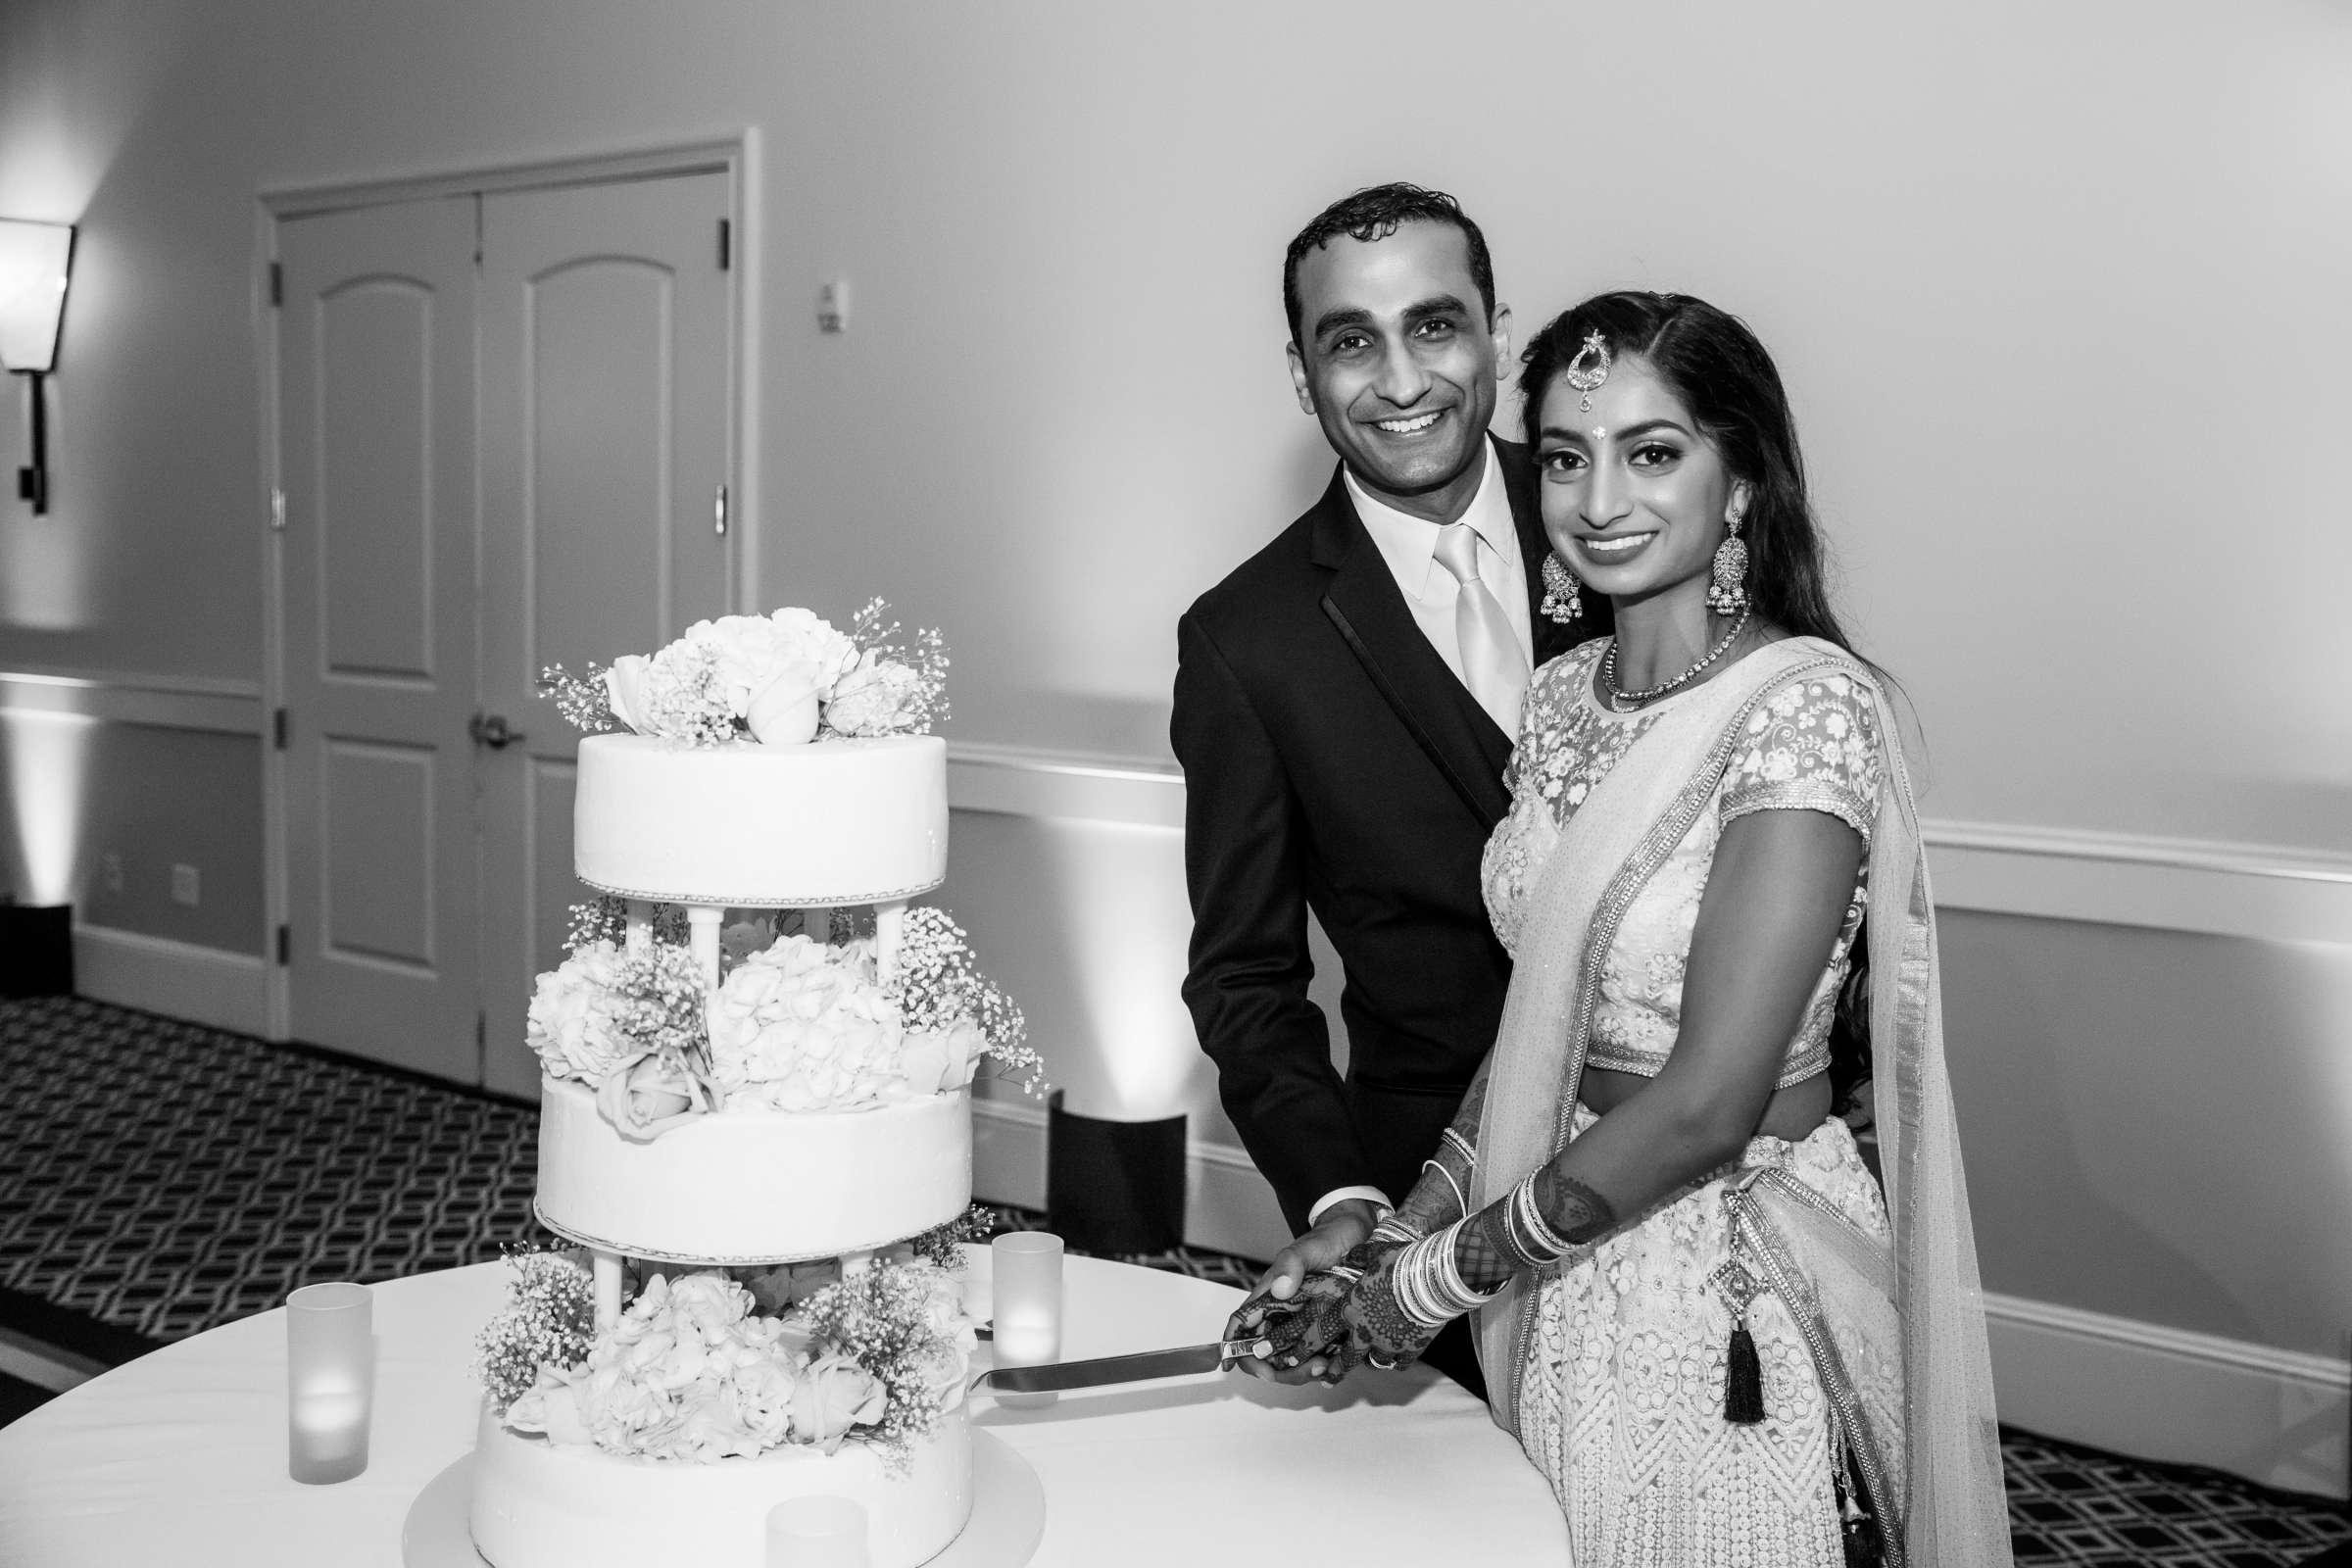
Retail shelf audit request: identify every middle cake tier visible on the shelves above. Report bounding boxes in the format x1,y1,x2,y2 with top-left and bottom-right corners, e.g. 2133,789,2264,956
535,1078,974,1263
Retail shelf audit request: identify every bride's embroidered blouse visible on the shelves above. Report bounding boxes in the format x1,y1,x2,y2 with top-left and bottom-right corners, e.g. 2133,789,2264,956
1481,639,1883,1088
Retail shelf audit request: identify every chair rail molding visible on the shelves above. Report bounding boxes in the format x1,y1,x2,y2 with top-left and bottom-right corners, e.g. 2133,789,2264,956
0,666,266,735
943,741,2352,946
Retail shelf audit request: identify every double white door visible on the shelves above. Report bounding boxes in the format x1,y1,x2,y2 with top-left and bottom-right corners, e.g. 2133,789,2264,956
273,172,734,1095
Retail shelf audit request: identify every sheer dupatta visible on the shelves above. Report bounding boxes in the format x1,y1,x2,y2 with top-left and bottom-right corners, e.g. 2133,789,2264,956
1467,637,2011,1566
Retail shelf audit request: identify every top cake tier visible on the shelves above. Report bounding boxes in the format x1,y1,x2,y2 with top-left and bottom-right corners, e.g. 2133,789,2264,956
573,733,947,906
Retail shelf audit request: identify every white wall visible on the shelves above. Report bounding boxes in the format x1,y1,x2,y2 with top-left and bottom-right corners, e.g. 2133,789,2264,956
3,0,2347,1489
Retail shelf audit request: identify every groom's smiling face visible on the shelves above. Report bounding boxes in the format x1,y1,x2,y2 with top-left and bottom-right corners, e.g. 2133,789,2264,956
1287,220,1510,524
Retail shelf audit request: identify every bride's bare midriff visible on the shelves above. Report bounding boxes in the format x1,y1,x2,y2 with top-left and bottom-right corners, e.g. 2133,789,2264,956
1579,1065,1834,1145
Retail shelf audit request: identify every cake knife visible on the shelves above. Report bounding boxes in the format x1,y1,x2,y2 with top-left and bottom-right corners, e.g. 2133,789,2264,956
969,1337,1267,1396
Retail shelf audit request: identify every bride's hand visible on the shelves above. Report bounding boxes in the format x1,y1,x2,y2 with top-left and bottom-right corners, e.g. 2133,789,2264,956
1337,1247,1443,1372
1232,1268,1354,1382
1225,1200,1382,1383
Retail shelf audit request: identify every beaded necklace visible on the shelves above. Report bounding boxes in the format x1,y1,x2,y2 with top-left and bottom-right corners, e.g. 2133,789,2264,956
1600,608,1753,711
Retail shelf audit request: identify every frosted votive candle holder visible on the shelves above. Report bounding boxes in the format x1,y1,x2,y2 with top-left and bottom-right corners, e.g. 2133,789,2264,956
765,1494,869,1568
989,1230,1063,1408
285,1281,372,1484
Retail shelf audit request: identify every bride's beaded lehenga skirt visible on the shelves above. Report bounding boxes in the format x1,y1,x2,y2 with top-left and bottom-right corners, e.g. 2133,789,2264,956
1514,1108,1900,1568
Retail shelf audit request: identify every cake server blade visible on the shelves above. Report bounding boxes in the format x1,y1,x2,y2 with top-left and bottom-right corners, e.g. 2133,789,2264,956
970,1338,1258,1395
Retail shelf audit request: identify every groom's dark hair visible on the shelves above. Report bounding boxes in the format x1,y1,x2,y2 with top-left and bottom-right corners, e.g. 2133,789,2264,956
1283,183,1496,346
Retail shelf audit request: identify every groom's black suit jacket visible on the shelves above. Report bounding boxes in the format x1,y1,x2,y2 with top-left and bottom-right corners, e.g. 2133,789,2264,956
1173,438,1597,1233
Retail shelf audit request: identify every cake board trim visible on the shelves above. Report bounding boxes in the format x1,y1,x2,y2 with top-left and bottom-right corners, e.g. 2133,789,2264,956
402,1431,1046,1568
574,874,946,907
530,1198,971,1268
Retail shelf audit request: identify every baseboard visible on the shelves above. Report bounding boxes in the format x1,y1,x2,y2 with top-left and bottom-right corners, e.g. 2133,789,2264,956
1984,1292,2350,1498
974,1101,2350,1495
72,925,272,1039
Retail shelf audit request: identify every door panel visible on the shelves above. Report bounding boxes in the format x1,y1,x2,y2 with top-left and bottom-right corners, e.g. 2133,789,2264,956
476,172,734,1098
528,260,679,662
318,739,437,968
278,197,478,1077
318,281,437,681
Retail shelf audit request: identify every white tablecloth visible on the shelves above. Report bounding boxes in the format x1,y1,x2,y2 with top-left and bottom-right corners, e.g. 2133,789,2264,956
0,1251,1565,1565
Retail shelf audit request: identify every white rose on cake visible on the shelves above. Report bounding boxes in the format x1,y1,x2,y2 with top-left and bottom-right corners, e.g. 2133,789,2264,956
790,1354,888,1451
676,611,860,747
899,1016,987,1096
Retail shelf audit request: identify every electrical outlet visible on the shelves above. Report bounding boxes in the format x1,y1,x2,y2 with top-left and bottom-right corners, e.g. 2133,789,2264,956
102,852,124,894
171,863,200,906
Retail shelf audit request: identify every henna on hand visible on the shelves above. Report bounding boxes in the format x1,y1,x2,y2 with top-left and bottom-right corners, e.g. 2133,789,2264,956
1454,1169,1616,1292
1338,1247,1442,1371
1396,1055,1493,1235
1252,1269,1352,1370
1536,1168,1618,1243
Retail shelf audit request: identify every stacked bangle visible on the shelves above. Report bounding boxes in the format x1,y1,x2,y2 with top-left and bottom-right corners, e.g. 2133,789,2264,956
1419,1127,1478,1218
1498,1173,1578,1269
1392,1218,1501,1329
1369,1213,1424,1249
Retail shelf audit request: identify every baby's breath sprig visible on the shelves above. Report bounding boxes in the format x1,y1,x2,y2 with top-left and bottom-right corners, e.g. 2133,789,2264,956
537,663,618,734
845,598,952,734
472,1245,596,1412
801,1261,957,1472
888,906,1044,1097
906,1204,994,1268
611,941,718,1092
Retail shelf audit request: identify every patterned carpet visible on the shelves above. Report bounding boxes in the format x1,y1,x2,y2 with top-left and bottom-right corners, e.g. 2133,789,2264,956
3,995,2347,1565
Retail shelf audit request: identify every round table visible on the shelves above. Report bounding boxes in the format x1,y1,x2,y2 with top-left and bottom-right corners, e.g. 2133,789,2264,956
0,1252,1566,1565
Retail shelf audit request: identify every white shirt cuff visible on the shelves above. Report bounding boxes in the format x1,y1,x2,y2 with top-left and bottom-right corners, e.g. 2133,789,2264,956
1307,1185,1394,1226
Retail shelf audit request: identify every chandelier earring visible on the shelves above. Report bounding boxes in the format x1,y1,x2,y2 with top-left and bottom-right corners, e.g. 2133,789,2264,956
1540,552,1584,624
1706,504,1750,617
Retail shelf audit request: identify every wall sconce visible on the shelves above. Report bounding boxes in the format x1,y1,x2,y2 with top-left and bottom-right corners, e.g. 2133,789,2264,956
0,220,75,515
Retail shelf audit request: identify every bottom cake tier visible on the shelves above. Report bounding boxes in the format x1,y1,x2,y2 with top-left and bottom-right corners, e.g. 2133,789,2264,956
469,1399,975,1568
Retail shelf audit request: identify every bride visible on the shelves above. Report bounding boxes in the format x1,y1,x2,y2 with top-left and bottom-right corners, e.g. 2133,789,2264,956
1242,291,2013,1565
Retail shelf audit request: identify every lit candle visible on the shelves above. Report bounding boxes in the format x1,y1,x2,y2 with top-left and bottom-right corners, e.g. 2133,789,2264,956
285,1282,372,1484
989,1232,1063,1409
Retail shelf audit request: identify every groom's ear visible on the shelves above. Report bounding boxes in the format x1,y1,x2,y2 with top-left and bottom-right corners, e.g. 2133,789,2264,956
1488,304,1513,375
1287,340,1318,416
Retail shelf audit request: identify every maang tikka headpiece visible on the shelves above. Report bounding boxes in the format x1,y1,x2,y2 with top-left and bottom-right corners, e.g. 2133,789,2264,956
1564,329,1612,413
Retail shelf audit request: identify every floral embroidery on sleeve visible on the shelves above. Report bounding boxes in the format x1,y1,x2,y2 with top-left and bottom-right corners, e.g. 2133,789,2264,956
1720,670,1883,842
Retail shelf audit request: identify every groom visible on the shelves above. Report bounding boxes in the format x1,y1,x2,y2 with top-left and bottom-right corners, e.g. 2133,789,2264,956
1172,184,1593,1391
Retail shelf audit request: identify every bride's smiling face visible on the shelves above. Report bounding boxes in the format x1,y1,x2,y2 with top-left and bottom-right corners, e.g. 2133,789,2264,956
1535,356,1749,609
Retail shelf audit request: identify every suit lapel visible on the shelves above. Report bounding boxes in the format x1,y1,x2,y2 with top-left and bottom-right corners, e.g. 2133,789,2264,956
1308,464,1512,830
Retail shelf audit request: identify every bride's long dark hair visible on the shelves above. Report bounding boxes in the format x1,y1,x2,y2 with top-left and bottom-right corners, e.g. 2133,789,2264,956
1519,290,1859,659
1522,290,1885,1109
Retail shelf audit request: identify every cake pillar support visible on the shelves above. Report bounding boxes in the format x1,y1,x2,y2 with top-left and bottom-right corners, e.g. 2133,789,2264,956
592,1249,624,1331
623,900,652,953
686,905,725,990
875,900,906,982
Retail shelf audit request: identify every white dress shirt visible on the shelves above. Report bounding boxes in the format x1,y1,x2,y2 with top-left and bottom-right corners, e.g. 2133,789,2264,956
1344,440,1535,685
1309,439,1531,1228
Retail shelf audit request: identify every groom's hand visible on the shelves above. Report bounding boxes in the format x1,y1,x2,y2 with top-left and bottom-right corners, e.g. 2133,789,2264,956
1224,1199,1382,1383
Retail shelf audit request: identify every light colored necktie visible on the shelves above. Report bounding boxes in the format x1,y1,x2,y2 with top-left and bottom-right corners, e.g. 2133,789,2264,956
1434,522,1528,735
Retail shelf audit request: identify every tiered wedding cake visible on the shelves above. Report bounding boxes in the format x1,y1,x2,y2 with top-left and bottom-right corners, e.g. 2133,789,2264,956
466,607,1034,1568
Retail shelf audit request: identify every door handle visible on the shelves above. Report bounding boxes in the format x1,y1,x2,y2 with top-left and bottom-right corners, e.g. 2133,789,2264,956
468,711,526,750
